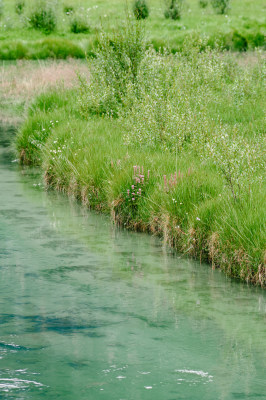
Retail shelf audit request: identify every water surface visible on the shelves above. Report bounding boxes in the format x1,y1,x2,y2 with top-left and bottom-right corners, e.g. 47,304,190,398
0,124,265,400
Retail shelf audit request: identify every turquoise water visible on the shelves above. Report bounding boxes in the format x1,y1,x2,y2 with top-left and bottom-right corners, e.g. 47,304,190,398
0,125,265,400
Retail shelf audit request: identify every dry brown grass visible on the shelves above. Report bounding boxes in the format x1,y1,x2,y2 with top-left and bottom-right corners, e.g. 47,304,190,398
0,59,88,124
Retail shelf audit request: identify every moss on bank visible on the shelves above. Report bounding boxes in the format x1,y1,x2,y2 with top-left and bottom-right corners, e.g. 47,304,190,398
16,84,266,287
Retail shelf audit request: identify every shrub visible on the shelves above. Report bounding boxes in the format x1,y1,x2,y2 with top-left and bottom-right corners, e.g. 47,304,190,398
79,19,146,117
63,5,74,15
205,133,265,201
0,40,28,59
28,1,57,34
0,0,3,19
15,0,25,15
124,42,230,151
133,0,149,20
211,0,230,14
247,32,265,48
164,0,182,20
0,38,86,59
34,38,85,59
231,31,248,51
70,15,90,33
199,0,208,8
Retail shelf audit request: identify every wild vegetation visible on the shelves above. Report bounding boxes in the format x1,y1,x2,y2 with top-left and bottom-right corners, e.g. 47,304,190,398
15,19,266,286
0,0,265,59
133,0,149,20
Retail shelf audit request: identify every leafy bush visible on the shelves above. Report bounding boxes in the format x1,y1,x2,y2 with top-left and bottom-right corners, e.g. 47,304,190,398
70,15,90,33
28,1,57,34
0,38,87,60
205,133,265,201
122,39,265,200
231,31,248,51
124,41,229,151
15,1,25,15
164,0,182,20
63,5,74,15
79,20,146,117
34,38,85,59
0,0,3,19
199,0,208,8
211,0,230,14
133,0,149,20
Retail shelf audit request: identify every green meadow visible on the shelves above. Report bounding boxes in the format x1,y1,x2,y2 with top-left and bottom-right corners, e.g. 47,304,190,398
15,21,266,285
0,0,265,59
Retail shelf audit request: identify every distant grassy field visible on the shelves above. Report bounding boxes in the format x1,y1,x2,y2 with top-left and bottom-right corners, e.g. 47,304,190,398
0,0,265,59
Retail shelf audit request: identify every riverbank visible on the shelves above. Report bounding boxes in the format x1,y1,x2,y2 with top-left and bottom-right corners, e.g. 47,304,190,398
14,37,265,286
1,121,266,400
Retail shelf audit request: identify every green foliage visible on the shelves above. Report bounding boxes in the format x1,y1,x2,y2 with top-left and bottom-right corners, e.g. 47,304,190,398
0,0,3,19
16,112,60,165
28,1,57,34
63,5,74,15
133,0,149,20
0,38,86,59
199,0,208,8
231,31,248,51
211,0,230,14
28,88,78,116
36,38,85,58
205,133,265,201
164,0,182,20
79,19,146,117
15,0,25,15
122,39,265,202
70,15,90,33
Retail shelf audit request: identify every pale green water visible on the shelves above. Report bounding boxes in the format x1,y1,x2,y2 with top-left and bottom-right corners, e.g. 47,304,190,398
0,125,265,400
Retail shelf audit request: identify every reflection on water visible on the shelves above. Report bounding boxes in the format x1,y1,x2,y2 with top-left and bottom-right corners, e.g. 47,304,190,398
0,125,265,400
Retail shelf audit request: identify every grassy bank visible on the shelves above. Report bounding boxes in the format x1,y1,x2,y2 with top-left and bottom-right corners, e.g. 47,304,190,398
15,28,265,286
0,0,265,59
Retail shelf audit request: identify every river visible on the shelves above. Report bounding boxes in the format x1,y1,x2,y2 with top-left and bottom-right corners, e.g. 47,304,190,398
0,123,265,400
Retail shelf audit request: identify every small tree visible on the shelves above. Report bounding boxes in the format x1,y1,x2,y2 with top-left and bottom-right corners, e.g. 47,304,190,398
211,0,230,14
133,0,149,20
